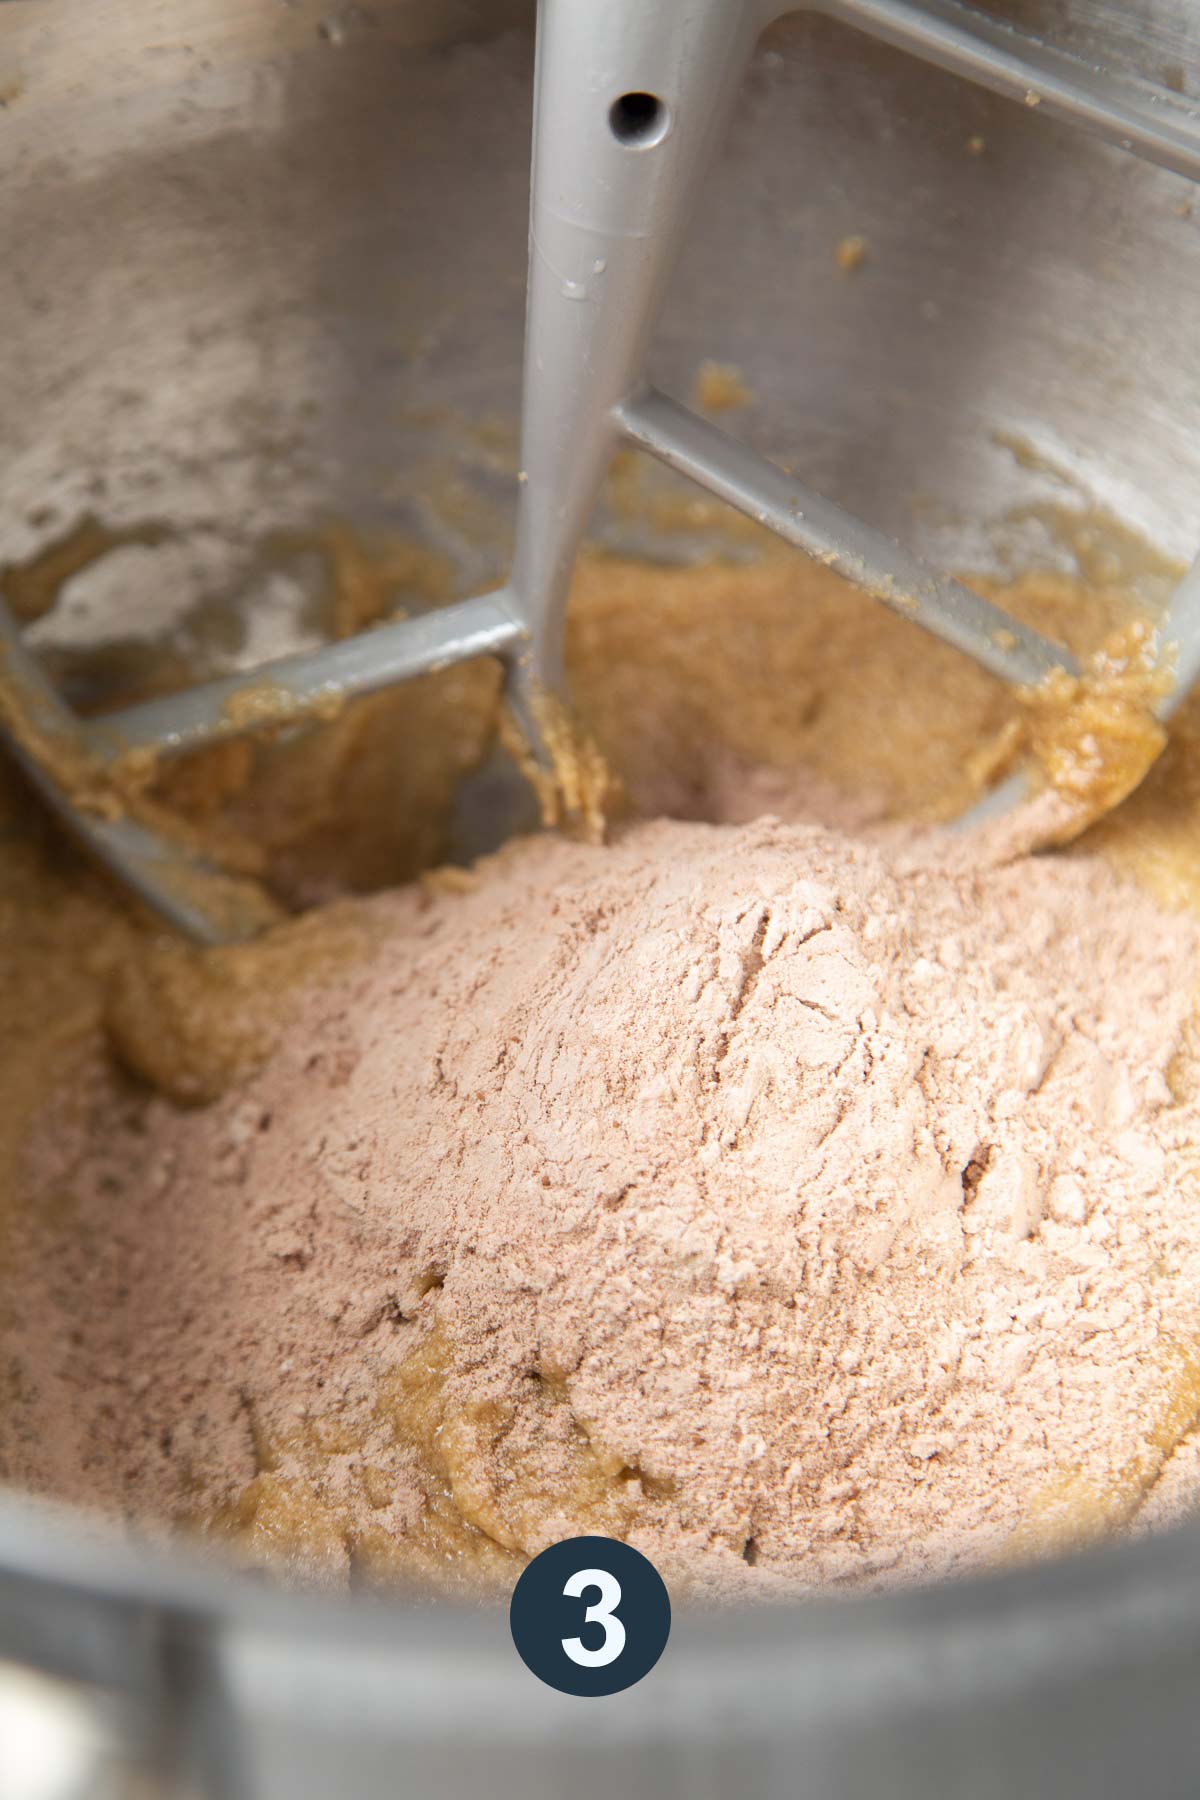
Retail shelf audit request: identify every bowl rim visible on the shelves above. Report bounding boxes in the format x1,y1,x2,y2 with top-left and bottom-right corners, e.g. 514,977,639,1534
3,1484,1200,1741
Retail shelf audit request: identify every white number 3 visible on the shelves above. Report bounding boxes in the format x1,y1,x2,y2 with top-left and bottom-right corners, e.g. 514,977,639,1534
561,1567,626,1668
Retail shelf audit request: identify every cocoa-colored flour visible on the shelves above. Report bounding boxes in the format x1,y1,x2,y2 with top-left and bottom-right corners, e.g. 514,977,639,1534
7,810,1200,1598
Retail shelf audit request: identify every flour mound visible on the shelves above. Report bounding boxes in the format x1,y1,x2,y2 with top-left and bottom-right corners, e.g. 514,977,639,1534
10,816,1200,1595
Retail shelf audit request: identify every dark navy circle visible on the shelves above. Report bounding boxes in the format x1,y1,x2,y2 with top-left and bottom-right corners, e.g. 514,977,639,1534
509,1536,671,1696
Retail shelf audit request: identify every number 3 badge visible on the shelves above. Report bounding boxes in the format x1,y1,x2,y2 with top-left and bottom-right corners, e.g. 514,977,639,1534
509,1536,672,1696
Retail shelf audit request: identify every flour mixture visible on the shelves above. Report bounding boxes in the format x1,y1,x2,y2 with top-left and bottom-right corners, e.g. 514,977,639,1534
4,539,1200,1598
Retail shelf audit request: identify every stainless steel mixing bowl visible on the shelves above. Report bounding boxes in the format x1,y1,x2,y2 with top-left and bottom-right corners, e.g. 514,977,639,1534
4,1,1200,1792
